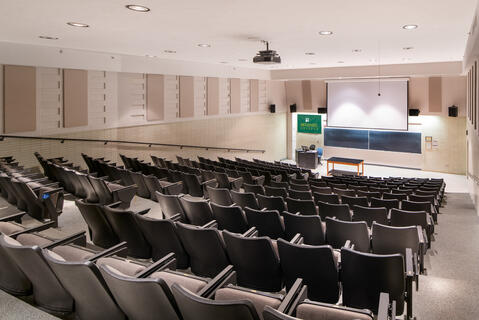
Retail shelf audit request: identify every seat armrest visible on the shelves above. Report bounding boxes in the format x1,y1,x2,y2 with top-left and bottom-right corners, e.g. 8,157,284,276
137,208,151,216
88,242,128,262
277,278,307,315
202,220,218,229
136,253,177,278
106,201,123,209
198,265,236,299
290,233,303,244
112,184,138,205
342,240,354,250
9,221,56,238
405,248,414,320
169,213,183,222
377,292,390,320
41,231,87,250
242,227,258,237
0,212,26,222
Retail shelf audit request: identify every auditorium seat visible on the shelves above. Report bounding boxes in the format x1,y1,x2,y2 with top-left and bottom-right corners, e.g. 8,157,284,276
134,214,189,268
207,186,234,206
88,175,137,207
214,172,243,190
179,197,214,226
270,181,290,189
231,190,260,210
277,239,339,303
176,222,230,278
317,201,351,221
182,172,217,198
341,195,369,208
265,186,289,198
289,183,310,191
402,200,437,223
156,191,186,220
390,208,433,248
244,207,285,239
211,203,250,234
352,205,388,227
288,189,313,201
334,188,356,198
313,192,340,204
142,174,183,199
282,212,325,245
243,183,266,196
370,197,400,210
383,192,407,202
325,218,370,252
257,194,287,213
356,190,381,201
310,185,332,195
238,171,265,186
223,231,282,292
286,198,318,216
75,199,120,248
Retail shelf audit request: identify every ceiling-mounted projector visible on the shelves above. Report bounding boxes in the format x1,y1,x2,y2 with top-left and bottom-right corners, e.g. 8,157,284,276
253,41,281,64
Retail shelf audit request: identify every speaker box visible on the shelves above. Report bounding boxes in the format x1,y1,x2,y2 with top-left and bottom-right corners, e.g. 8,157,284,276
269,104,276,113
448,105,458,117
408,109,420,116
318,107,327,114
290,104,297,113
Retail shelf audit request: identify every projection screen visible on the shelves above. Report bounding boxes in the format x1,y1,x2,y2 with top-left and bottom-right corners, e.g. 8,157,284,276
326,79,409,130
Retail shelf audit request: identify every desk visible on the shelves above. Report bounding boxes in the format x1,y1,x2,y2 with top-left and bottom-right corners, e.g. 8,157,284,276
327,157,364,176
296,150,318,169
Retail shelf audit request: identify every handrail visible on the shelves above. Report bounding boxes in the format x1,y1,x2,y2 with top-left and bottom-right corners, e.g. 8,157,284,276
0,135,265,153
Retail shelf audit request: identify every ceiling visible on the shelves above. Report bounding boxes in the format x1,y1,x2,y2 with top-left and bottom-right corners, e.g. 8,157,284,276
0,0,476,70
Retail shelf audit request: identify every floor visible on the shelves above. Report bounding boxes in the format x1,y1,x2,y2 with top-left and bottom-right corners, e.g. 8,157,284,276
0,167,477,319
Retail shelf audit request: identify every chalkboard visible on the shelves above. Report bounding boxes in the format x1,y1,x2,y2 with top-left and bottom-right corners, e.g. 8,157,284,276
369,131,421,154
324,128,369,149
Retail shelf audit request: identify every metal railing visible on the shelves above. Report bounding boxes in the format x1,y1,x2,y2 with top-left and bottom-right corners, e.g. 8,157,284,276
0,135,265,153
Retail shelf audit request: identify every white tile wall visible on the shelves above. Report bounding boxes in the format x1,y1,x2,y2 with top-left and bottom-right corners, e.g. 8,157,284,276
240,79,251,113
117,72,146,126
259,80,268,112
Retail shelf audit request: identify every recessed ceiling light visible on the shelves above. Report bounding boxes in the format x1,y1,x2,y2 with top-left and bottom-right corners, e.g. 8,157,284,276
39,35,59,40
125,4,150,12
220,61,228,64
67,22,89,28
402,24,418,30
198,44,211,48
337,61,345,64
145,54,157,58
238,58,248,61
164,50,176,53
352,49,362,53
309,62,317,65
305,52,315,55
319,31,333,35
403,46,414,50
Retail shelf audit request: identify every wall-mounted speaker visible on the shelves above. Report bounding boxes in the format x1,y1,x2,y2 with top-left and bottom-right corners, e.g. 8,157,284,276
269,104,276,113
318,107,327,114
289,104,297,113
408,109,420,116
448,105,458,117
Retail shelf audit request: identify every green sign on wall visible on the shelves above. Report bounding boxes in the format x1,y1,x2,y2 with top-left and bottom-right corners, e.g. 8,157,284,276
297,114,322,134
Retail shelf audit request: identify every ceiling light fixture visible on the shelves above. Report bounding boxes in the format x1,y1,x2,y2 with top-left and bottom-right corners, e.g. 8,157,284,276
319,31,333,35
337,61,344,64
125,4,150,12
352,49,362,53
238,58,248,61
305,52,315,55
39,36,59,40
145,54,157,58
67,22,89,27
309,62,317,65
220,61,228,64
198,44,211,48
403,46,414,50
402,24,418,30
164,50,176,53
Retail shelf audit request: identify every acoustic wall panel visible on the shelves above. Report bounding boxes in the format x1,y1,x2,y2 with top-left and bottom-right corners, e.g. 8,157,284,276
146,74,164,121
324,128,369,149
179,76,194,118
88,70,113,127
207,77,220,115
240,79,250,113
302,80,312,110
164,75,179,120
63,69,88,128
219,78,231,115
117,73,146,125
250,79,259,112
259,80,268,112
194,77,206,117
230,78,241,113
369,131,421,154
37,67,62,130
428,77,442,113
4,65,36,133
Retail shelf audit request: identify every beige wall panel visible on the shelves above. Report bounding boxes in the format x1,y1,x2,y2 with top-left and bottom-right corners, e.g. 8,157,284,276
408,77,428,113
4,65,36,133
146,74,164,121
179,76,194,118
311,80,327,108
442,76,467,117
428,77,442,113
285,81,304,111
268,80,287,113
250,79,259,112
207,77,220,115
301,80,312,110
230,78,241,113
63,69,88,128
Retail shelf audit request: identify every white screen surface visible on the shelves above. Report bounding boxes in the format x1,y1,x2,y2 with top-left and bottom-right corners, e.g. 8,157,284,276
327,79,408,130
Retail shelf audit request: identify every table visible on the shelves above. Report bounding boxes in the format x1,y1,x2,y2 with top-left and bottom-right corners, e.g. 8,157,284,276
326,157,364,176
296,150,318,169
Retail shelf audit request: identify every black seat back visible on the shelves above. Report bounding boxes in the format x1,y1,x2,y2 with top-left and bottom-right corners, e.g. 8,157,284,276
288,189,313,200
264,186,288,198
282,211,325,245
179,197,213,226
371,222,420,258
325,218,370,252
156,192,185,220
210,203,249,234
244,207,285,239
370,197,399,210
257,194,286,213
341,195,369,208
352,205,388,227
176,222,229,278
231,190,259,210
313,192,340,204
207,187,233,206
317,201,351,221
390,208,428,229
243,183,265,196
286,197,317,215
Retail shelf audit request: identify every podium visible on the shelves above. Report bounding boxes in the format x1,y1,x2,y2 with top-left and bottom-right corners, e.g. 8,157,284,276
296,150,318,169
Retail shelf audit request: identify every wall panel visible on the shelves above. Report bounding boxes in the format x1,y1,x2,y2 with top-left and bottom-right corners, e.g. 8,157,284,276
63,69,88,128
207,77,220,115
250,79,259,112
194,76,206,117
240,79,250,113
146,74,164,121
179,76,194,118
428,76,442,113
4,65,36,133
164,75,179,120
230,78,241,113
37,67,62,131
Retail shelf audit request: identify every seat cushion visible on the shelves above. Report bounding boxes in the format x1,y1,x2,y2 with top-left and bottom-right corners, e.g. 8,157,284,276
297,302,373,320
215,287,282,319
0,222,23,235
97,257,146,276
3,235,22,246
151,271,207,293
16,234,52,246
52,245,94,261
